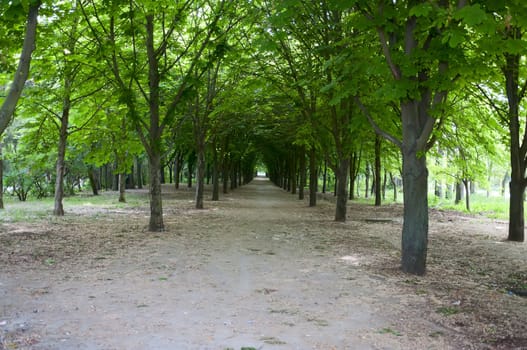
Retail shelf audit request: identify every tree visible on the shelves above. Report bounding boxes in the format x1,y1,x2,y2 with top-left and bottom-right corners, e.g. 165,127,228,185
474,1,527,242
81,0,231,231
356,1,477,275
0,0,40,136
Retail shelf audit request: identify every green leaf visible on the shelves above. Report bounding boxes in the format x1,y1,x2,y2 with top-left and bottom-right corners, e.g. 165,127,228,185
454,4,487,26
409,3,433,18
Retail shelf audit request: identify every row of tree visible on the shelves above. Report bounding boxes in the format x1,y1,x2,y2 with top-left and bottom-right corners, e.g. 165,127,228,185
0,0,525,275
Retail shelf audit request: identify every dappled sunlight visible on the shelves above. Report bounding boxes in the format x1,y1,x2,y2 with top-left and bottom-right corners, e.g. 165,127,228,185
339,254,363,266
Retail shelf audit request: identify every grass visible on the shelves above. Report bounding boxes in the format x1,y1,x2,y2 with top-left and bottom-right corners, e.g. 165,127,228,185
429,193,510,220
350,190,512,220
0,190,148,223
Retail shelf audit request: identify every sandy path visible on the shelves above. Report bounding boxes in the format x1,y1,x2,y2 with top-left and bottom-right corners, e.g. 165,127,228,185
0,178,488,349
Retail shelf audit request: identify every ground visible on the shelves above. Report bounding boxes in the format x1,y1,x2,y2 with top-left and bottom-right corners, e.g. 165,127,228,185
0,178,526,350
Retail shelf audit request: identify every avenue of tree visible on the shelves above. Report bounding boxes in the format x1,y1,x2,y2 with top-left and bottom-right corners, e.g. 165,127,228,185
1,0,525,275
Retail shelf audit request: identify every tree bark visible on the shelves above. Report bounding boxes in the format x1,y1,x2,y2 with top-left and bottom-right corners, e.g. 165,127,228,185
401,147,428,275
212,143,219,201
195,142,205,209
136,157,143,189
309,146,317,207
148,153,164,231
322,160,327,193
298,146,306,200
53,80,72,216
374,136,382,206
290,152,297,194
145,14,164,232
334,158,350,222
88,166,99,195
0,2,40,136
349,150,360,200
389,172,397,202
364,163,370,198
118,173,126,202
462,179,470,212
400,102,429,276
455,182,463,204
53,126,67,215
504,34,526,242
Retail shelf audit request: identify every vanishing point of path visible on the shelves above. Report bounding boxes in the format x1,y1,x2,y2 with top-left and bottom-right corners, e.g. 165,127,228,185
1,178,476,349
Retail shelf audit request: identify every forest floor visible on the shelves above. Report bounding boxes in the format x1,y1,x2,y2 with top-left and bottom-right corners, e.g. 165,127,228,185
0,177,526,350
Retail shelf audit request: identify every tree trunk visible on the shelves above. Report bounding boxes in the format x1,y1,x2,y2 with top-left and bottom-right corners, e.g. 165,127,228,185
298,146,306,200
309,146,317,207
455,182,463,204
335,158,350,222
136,157,143,189
374,136,382,206
401,148,428,275
462,179,470,211
509,176,525,241
212,144,219,201
195,142,205,209
118,173,126,202
53,95,70,216
187,160,193,188
148,153,164,231
504,38,526,242
364,164,370,198
322,160,327,193
0,2,40,136
389,172,397,202
382,169,387,201
290,152,297,195
88,166,99,195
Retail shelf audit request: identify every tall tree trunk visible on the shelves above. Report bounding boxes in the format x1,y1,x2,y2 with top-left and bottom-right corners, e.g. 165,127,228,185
400,102,430,276
298,146,306,200
401,148,428,275
222,157,229,194
212,144,219,201
309,146,317,207
389,172,397,202
53,92,70,216
374,136,382,206
136,157,143,189
335,158,350,222
145,14,164,232
382,169,387,201
88,166,99,195
0,2,40,136
322,160,327,193
187,159,194,188
455,182,463,204
118,173,126,202
349,150,360,200
504,37,526,242
195,142,205,209
290,152,297,194
364,163,370,198
462,179,470,211
148,153,164,231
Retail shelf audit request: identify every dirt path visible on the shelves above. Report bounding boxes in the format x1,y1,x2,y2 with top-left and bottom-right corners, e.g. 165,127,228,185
1,178,525,349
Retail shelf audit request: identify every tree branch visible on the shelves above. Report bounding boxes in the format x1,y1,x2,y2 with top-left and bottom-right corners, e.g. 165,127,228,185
354,96,402,149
